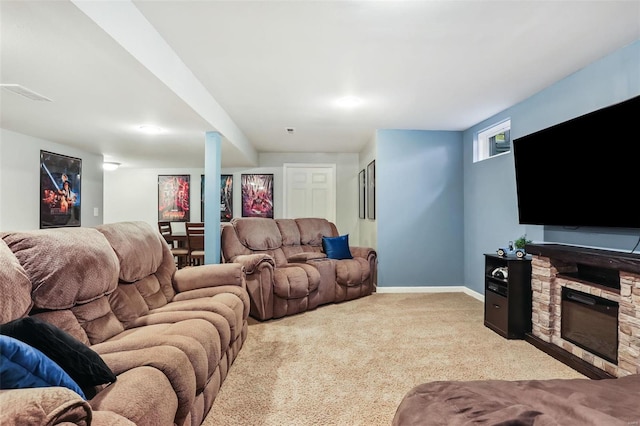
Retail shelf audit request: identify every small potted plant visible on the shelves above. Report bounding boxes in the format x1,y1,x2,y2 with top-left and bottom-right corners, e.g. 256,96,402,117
514,234,532,257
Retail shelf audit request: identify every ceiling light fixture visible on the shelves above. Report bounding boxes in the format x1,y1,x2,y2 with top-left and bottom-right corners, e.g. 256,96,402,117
103,162,121,171
138,125,163,134
336,96,362,108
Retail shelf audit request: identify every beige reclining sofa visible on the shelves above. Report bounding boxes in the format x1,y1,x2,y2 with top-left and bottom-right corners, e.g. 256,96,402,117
0,221,249,426
221,217,377,321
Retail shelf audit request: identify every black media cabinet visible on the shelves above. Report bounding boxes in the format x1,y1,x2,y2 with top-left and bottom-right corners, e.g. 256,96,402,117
484,253,532,339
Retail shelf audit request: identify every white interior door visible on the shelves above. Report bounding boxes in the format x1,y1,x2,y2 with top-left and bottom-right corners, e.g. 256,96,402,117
283,164,336,223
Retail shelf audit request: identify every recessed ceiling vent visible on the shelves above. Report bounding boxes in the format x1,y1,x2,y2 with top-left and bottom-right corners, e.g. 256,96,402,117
0,84,53,102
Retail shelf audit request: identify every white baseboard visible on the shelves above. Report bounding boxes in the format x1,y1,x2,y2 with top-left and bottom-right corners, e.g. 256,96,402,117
375,286,484,302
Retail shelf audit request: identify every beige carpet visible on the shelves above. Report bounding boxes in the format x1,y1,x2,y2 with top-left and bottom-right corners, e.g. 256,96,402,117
203,292,584,426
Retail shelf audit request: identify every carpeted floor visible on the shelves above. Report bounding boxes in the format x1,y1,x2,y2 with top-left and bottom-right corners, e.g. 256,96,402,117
203,292,584,426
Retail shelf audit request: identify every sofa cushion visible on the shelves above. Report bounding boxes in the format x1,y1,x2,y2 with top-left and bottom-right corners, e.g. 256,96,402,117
276,219,301,246
273,267,315,299
71,297,125,345
108,285,150,328
97,320,215,392
0,317,116,396
2,228,119,310
0,239,33,324
322,235,353,260
95,221,166,284
335,257,370,285
31,310,90,346
98,221,177,310
232,217,282,250
134,275,169,310
0,335,86,399
296,218,333,246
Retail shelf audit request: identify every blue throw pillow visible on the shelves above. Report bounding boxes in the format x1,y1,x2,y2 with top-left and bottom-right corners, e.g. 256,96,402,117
322,234,353,260
0,335,86,399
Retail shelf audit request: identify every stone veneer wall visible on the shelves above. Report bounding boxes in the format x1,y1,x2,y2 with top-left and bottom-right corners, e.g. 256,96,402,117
531,255,640,377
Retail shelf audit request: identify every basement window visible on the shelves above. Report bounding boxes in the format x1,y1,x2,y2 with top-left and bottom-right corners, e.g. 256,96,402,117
474,119,511,162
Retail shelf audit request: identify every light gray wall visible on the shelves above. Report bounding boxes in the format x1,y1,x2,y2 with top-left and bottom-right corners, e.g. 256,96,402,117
0,129,104,231
463,40,640,295
376,129,464,287
103,168,203,235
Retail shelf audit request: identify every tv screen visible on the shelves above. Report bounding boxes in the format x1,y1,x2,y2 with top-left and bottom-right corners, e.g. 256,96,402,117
513,95,640,229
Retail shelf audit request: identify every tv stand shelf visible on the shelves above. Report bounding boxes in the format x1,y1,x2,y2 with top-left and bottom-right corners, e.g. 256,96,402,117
556,271,619,293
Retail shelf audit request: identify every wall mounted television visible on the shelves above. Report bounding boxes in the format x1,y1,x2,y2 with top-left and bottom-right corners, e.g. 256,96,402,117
512,95,640,229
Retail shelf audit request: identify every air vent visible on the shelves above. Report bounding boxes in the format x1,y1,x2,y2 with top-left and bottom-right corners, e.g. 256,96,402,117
0,84,53,102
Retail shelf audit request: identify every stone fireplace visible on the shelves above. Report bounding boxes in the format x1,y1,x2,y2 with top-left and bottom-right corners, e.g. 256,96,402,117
528,244,640,378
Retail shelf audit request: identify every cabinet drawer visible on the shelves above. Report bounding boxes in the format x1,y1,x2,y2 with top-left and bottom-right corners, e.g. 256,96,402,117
485,290,508,335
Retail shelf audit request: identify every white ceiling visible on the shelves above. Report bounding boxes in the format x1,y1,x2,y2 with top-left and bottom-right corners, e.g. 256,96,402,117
1,1,639,168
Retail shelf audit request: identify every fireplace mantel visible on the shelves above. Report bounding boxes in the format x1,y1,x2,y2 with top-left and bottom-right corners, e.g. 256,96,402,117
525,243,640,379
526,243,640,275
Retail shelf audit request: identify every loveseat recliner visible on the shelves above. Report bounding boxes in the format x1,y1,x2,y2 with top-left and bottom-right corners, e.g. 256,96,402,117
0,221,250,426
221,217,377,321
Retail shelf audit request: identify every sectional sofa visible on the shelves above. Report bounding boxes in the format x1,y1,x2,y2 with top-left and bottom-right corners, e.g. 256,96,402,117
0,221,250,426
221,217,377,320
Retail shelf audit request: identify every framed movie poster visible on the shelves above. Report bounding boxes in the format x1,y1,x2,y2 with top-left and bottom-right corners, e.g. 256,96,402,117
201,175,205,222
40,150,82,228
221,174,233,222
367,160,375,220
158,175,190,222
359,169,366,219
241,174,273,218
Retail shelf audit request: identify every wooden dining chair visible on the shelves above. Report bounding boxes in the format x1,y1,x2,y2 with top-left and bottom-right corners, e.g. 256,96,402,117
185,222,205,266
158,221,189,268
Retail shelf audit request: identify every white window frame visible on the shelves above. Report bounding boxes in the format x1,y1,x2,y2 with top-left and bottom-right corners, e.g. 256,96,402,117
474,119,511,162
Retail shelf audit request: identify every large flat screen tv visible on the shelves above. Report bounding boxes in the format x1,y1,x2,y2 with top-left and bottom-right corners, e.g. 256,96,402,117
512,95,640,229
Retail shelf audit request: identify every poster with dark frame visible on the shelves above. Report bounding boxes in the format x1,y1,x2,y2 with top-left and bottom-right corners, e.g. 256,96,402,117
359,169,366,219
201,175,205,222
220,174,233,222
367,160,376,220
40,150,82,228
201,174,234,222
158,175,190,222
241,174,273,218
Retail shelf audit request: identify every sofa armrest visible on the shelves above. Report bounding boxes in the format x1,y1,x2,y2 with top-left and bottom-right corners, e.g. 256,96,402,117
350,246,377,260
231,253,275,274
0,387,91,425
89,366,177,426
173,263,245,293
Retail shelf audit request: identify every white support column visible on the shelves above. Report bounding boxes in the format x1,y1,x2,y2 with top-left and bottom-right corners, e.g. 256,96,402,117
205,132,222,264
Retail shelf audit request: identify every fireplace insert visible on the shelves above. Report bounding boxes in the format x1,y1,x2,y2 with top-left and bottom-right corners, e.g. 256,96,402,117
561,287,618,364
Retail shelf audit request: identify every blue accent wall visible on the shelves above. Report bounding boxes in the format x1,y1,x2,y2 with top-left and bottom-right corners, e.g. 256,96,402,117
377,130,464,287
463,40,640,295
